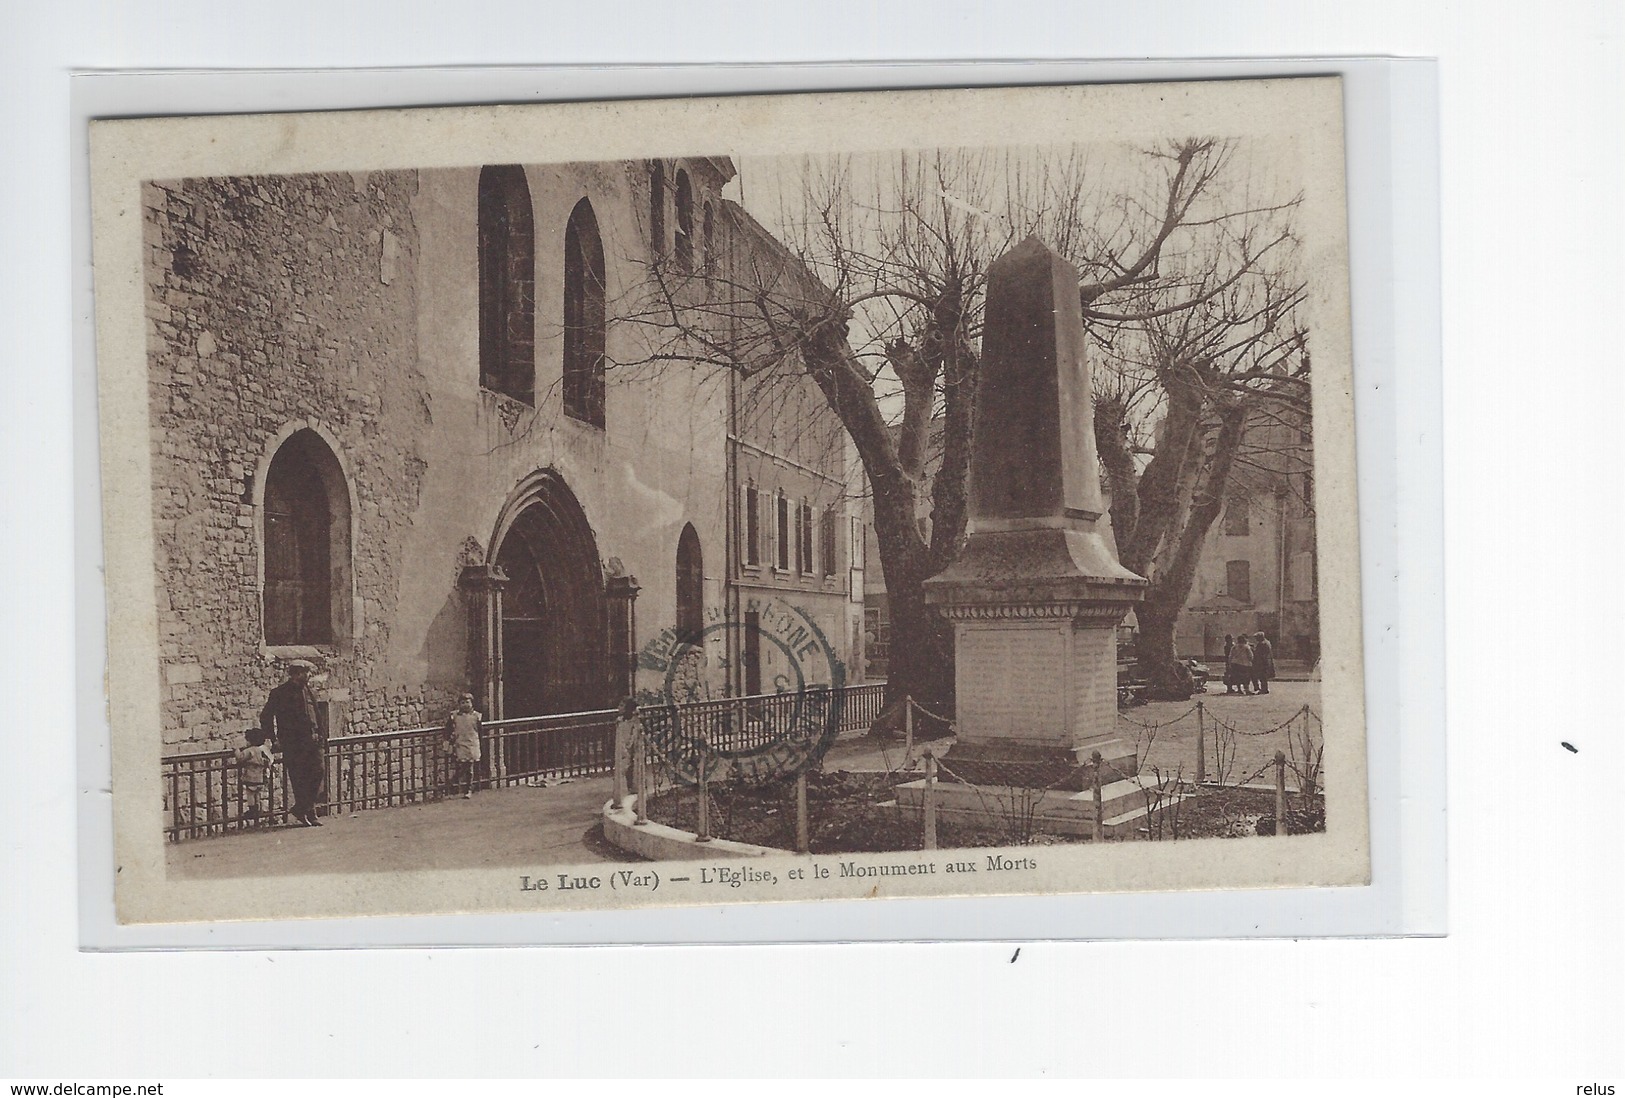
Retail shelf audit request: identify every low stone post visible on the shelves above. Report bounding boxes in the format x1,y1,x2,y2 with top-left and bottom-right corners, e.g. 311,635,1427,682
1274,749,1288,837
795,771,810,854
1195,701,1207,785
696,743,711,843
1090,750,1105,843
922,751,938,851
611,724,628,811
633,729,649,826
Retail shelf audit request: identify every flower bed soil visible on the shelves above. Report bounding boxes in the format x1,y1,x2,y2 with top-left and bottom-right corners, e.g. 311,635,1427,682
644,770,1325,851
1173,784,1326,839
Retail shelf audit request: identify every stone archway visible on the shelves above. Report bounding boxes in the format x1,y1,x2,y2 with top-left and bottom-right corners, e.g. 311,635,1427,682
488,471,608,718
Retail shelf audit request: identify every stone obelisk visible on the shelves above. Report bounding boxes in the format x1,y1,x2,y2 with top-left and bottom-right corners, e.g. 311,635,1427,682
923,236,1147,788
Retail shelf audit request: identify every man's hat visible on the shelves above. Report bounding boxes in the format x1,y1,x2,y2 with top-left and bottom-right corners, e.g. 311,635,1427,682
285,659,314,672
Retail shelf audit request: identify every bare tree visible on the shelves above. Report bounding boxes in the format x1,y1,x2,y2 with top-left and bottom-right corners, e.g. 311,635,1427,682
619,140,1308,717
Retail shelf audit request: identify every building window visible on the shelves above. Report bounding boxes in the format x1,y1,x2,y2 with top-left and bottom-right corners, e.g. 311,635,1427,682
744,483,761,568
673,169,694,274
263,429,350,646
1224,495,1251,536
478,165,536,404
1289,551,1317,602
798,501,815,576
821,507,838,578
776,493,790,571
563,198,606,428
676,523,703,645
1225,559,1252,604
851,517,865,571
648,161,665,259
701,202,715,283
864,598,890,679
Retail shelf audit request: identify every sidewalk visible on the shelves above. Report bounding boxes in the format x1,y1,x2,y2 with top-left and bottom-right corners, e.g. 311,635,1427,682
167,771,636,880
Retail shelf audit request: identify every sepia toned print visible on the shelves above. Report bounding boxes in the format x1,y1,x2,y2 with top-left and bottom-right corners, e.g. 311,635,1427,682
91,79,1367,924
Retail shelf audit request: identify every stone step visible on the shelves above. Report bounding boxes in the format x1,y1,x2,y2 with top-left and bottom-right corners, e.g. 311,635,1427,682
930,737,1139,790
895,776,1185,837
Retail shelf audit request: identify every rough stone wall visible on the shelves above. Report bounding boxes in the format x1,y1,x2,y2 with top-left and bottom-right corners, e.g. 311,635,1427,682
143,170,442,751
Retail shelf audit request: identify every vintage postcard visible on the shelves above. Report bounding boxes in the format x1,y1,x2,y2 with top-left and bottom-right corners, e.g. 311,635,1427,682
90,78,1368,924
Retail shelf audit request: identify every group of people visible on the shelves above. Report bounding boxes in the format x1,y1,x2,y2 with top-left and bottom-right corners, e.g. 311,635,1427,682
239,660,492,828
1222,631,1275,696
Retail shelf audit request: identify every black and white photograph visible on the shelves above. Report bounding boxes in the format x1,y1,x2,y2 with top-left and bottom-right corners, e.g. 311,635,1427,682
92,78,1366,923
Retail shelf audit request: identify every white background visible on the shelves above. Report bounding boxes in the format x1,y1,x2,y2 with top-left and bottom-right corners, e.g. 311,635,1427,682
3,0,1622,1080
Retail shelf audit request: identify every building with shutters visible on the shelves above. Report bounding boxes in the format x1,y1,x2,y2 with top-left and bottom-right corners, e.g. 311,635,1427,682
141,156,857,752
1175,410,1320,668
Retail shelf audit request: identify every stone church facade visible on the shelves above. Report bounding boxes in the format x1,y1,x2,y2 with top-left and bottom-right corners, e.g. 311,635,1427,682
142,156,856,752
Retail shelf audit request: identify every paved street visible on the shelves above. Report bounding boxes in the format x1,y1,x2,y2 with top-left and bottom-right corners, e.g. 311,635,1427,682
167,771,637,880
1126,679,1322,789
165,729,912,877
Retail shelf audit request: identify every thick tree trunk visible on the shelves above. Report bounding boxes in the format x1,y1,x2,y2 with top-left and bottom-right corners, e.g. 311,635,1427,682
879,567,957,738
1132,403,1248,699
800,317,958,735
1135,594,1195,701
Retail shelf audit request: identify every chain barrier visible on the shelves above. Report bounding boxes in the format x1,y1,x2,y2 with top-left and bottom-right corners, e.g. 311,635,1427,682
904,696,958,728
1208,710,1302,737
1115,704,1200,731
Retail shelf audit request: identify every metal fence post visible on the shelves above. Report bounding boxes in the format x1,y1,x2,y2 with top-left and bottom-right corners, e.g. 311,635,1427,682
1090,749,1105,843
922,751,938,851
1274,749,1288,837
696,743,711,843
904,695,914,759
795,770,810,854
1195,701,1207,785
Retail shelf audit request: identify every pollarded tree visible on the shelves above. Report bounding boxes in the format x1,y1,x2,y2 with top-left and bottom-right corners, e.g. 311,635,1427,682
620,139,1307,719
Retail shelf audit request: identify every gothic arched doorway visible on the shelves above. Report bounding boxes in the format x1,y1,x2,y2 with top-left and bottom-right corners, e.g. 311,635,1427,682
491,472,608,718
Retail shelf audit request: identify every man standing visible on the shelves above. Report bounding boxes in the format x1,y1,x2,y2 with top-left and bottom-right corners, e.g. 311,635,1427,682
260,659,327,826
1252,631,1275,696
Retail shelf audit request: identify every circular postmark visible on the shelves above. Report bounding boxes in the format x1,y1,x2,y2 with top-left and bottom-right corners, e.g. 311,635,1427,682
633,596,846,783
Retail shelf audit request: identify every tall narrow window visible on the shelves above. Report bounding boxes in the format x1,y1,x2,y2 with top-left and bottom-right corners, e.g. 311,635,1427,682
673,169,694,274
820,507,837,578
744,483,761,568
701,202,715,283
563,198,606,428
478,165,535,404
1226,559,1252,604
799,501,815,576
263,429,351,646
1224,495,1251,536
676,524,703,645
648,161,666,259
776,493,790,571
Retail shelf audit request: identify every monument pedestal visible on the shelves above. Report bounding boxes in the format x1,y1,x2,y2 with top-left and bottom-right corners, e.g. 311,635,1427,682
907,236,1149,830
894,774,1175,838
926,525,1146,790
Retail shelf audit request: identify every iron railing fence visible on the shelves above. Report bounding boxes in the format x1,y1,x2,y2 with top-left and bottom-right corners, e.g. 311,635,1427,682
162,681,887,842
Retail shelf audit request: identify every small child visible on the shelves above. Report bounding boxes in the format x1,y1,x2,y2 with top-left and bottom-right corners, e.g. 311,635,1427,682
234,728,276,823
444,693,483,799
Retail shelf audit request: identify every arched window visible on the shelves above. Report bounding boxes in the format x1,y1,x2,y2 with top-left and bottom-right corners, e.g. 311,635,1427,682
563,198,607,428
676,523,703,646
648,161,666,259
478,165,535,404
673,169,694,274
701,202,715,284
263,429,351,646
